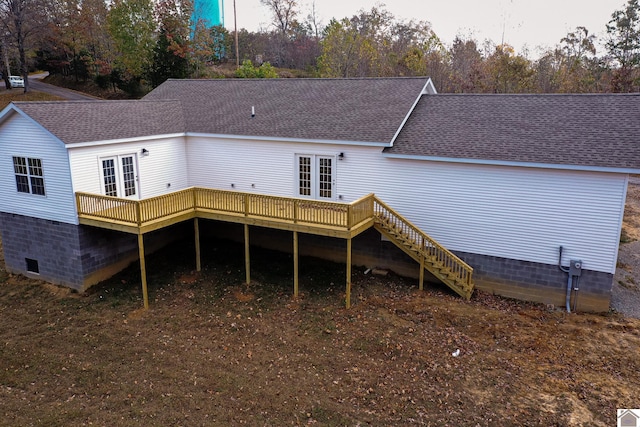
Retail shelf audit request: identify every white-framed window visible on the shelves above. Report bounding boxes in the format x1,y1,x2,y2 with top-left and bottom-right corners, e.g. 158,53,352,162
295,154,336,200
13,156,45,196
100,154,138,198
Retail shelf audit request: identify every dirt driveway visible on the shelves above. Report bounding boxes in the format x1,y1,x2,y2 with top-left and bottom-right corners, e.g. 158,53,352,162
0,72,98,100
612,178,640,318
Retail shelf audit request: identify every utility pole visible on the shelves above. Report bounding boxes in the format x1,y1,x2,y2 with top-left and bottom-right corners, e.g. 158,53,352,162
234,0,239,68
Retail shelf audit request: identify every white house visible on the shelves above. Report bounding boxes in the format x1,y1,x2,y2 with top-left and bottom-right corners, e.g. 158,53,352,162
0,77,637,312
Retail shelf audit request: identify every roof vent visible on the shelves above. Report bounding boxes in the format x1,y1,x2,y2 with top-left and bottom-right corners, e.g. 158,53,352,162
251,106,255,118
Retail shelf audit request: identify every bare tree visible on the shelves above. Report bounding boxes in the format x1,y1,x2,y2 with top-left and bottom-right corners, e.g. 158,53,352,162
260,0,297,36
305,1,321,39
0,0,50,92
449,37,483,92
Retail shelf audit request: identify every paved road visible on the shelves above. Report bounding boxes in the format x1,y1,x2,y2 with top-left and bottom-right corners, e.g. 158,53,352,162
26,73,98,101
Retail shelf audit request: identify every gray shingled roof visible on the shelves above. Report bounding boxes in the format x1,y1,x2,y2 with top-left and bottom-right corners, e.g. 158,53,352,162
387,93,640,170
11,81,639,171
143,78,428,142
14,100,185,144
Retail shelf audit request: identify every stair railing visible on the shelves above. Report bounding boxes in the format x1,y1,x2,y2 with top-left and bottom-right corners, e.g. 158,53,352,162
373,197,473,298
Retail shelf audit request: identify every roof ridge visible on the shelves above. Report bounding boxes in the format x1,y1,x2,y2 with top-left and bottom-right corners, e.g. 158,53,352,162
431,92,640,97
13,99,182,106
165,76,430,82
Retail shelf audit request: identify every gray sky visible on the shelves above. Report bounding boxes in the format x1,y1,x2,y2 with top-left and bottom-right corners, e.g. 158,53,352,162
224,0,621,57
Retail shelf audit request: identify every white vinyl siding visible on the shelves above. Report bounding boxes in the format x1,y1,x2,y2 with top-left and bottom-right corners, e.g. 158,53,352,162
185,136,626,274
69,136,189,199
0,113,77,223
371,161,625,275
186,136,319,197
338,150,626,275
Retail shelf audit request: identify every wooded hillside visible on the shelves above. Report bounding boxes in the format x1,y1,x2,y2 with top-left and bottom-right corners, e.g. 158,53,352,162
1,0,639,95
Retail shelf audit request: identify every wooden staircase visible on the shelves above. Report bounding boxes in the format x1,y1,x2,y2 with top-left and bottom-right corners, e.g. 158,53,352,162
372,197,474,300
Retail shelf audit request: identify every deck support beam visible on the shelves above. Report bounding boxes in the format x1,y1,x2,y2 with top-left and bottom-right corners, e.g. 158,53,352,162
194,218,201,272
244,224,251,285
293,231,299,298
346,237,352,309
138,233,149,309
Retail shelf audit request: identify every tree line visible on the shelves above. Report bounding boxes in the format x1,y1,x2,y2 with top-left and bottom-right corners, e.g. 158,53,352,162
0,0,639,95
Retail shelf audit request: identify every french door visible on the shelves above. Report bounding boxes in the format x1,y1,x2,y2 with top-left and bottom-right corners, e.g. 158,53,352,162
296,154,335,200
101,154,139,198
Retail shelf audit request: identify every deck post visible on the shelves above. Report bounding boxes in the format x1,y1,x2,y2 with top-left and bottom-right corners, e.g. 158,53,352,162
194,218,201,272
244,224,251,284
419,238,426,291
138,233,149,309
293,231,299,298
419,255,425,291
346,237,352,309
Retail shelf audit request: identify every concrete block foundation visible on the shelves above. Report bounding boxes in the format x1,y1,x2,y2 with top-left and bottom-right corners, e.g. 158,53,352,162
0,213,187,291
201,221,613,312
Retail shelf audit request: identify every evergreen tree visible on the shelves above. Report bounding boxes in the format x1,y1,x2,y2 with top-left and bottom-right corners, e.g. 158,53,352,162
149,27,189,88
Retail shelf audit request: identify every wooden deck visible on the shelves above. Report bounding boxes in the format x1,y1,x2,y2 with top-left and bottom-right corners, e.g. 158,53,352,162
76,188,375,238
76,187,473,309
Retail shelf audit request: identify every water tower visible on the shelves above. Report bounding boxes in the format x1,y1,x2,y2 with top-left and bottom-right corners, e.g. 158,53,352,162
192,0,224,28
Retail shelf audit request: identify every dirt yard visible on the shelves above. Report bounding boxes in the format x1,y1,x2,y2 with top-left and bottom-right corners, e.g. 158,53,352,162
1,191,640,426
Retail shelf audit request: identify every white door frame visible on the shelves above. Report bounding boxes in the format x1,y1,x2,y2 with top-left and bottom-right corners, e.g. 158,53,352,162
295,154,336,200
99,153,140,199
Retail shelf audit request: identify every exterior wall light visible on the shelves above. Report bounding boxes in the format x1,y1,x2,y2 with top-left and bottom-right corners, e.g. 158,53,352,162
141,148,149,156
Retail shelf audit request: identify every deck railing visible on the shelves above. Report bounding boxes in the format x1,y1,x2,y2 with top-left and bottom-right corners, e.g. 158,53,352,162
194,188,245,215
76,188,375,230
139,188,195,223
349,193,375,228
76,193,139,224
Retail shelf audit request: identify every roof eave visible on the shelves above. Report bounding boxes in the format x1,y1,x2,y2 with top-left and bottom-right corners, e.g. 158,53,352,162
185,132,391,147
0,102,18,122
0,103,68,148
64,132,187,148
382,152,640,174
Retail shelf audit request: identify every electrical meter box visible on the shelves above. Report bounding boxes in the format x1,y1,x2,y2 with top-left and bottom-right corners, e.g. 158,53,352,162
569,260,583,276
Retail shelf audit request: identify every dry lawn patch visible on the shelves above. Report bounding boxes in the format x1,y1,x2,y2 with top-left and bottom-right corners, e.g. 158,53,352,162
0,89,63,109
0,239,639,426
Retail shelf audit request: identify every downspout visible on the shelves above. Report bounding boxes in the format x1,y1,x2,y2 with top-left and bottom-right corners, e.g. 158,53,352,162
565,274,573,313
558,246,572,313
